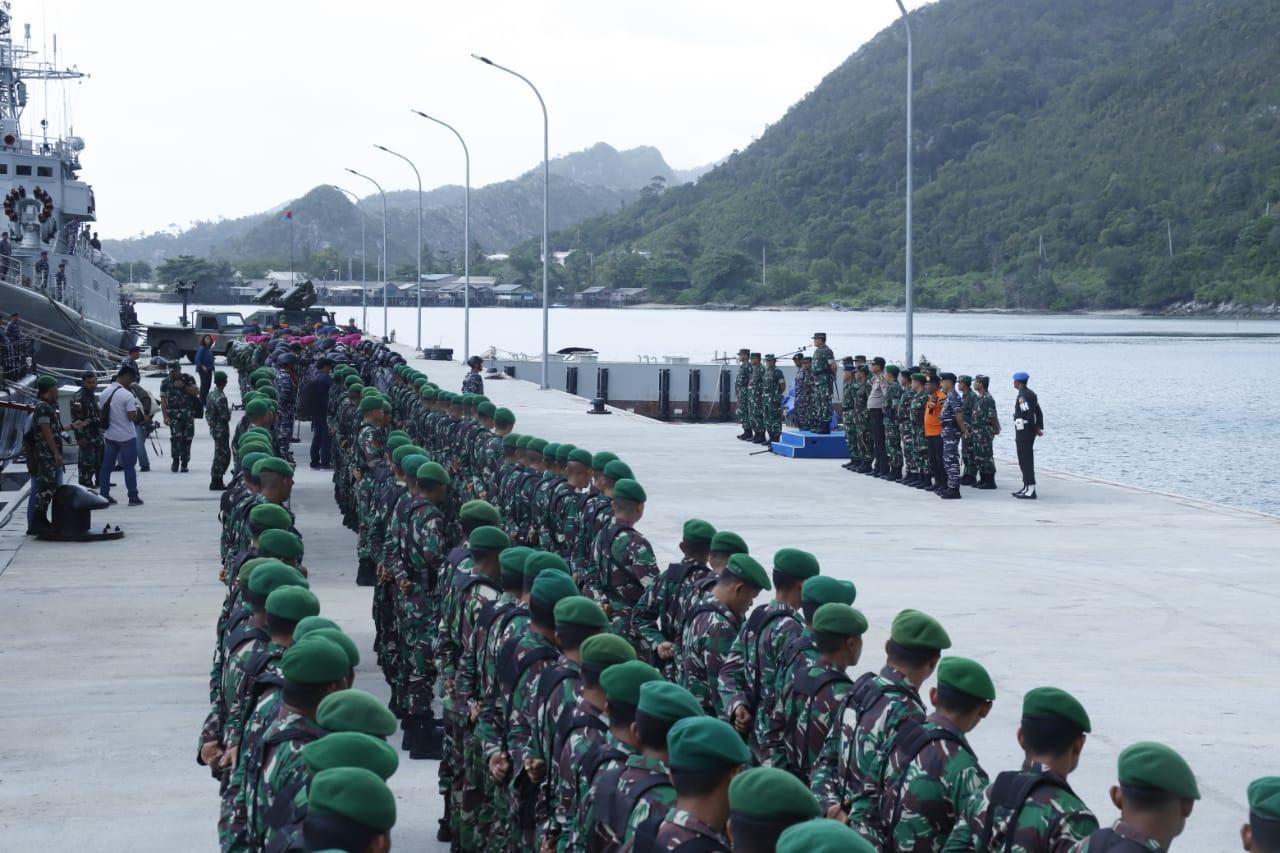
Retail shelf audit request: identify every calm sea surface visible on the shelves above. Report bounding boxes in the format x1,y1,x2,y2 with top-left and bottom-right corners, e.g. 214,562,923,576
143,304,1280,515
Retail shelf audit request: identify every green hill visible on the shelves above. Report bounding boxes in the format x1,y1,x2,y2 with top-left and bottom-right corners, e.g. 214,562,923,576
550,0,1280,310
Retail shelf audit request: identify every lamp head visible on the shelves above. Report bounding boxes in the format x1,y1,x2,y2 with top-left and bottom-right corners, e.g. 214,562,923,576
472,54,493,65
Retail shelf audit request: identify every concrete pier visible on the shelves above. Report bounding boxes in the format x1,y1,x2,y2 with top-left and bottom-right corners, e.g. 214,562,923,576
1,351,1277,851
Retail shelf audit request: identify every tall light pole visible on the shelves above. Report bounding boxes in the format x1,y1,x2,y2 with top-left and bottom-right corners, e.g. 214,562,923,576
473,53,550,389
413,110,471,360
895,0,915,367
346,168,388,340
375,144,424,352
329,185,368,331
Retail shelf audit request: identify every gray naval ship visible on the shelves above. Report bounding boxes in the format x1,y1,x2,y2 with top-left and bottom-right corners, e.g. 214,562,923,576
0,1,134,380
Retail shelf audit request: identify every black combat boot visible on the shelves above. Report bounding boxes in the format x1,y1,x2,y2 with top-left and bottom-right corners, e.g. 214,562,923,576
769,431,780,444
209,476,225,491
410,713,444,760
753,431,768,445
887,466,902,482
401,718,416,752
171,459,179,472
975,472,996,490
737,428,753,441
858,462,874,474
438,802,454,843
960,471,976,486
915,477,932,490
939,487,962,499
356,557,377,587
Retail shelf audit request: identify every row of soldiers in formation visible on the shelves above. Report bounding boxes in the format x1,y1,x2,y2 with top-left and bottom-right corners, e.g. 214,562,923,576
311,346,1277,853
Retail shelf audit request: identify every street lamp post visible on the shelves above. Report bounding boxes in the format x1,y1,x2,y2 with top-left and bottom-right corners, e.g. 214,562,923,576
346,168,388,340
375,144,424,352
473,53,550,389
894,0,914,367
329,185,368,331
413,110,471,360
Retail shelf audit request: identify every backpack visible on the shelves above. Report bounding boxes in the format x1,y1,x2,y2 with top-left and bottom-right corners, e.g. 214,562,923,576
631,812,726,853
877,719,974,837
590,764,672,853
978,769,1077,852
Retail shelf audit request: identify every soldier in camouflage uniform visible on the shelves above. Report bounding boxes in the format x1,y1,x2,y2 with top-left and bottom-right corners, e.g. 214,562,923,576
28,375,64,530
906,373,932,489
841,361,864,472
206,370,232,490
808,332,835,433
957,376,979,486
548,447,592,561
792,354,813,430
747,352,767,444
969,376,1000,490
759,353,786,443
679,553,770,716
590,477,659,650
354,395,391,585
812,609,951,847
881,657,995,853
161,360,199,472
1068,742,1199,853
942,687,1097,852
725,767,823,853
273,353,300,463
735,348,753,441
633,518,715,679
883,365,905,481
70,371,103,489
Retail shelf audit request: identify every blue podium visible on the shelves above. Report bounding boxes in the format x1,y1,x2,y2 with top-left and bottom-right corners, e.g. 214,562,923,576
769,431,848,459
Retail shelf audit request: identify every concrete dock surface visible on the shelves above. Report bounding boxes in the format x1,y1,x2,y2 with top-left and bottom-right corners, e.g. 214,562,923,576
1,351,1277,851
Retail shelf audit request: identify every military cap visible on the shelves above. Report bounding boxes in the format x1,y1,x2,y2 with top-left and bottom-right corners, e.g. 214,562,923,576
294,616,340,640
244,398,271,417
1022,686,1091,732
345,375,363,388
738,348,751,355
246,426,273,440
542,441,561,461
258,528,304,560
1118,742,1199,800
358,396,384,413
729,767,821,821
251,368,275,380
811,603,868,637
841,359,855,372
958,375,973,384
749,352,761,359
500,546,534,581
886,364,900,376
854,364,870,375
258,386,279,399
667,717,750,771
938,371,957,382
469,525,511,551
495,408,516,427
515,435,533,450
812,332,827,339
554,596,609,629
307,767,396,832
530,568,579,607
776,819,875,853
603,459,633,481
386,434,411,452
317,689,398,738
254,373,270,385
502,433,522,449
416,461,450,485
911,372,926,382
421,387,437,401
567,448,593,467
459,500,501,525
526,437,548,454
239,441,272,461
764,353,776,361
477,401,496,418
682,519,716,545
524,550,569,577
254,457,295,478
1248,777,1280,821
309,628,360,668
600,660,663,707
937,657,996,701
801,355,812,363
1013,371,1030,382
802,575,856,606
709,531,749,555
248,561,308,596
590,451,618,470
388,430,410,441
250,502,294,531
281,636,350,685
266,586,320,621
390,444,422,465
612,478,647,503
773,548,820,580
890,609,951,651
213,370,227,382
725,553,771,591
555,443,576,463
579,633,637,667
303,732,399,780
237,557,273,587
637,681,703,723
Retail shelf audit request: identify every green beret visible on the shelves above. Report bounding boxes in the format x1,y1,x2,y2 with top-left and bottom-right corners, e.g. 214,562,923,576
248,561,308,596
555,443,575,463
802,576,856,606
542,442,561,461
553,596,609,629
238,435,272,453
958,375,973,384
258,528,304,560
725,553,771,591
590,451,617,470
776,819,876,853
681,519,716,545
890,609,951,652
307,767,396,832
294,616,340,640
317,689,398,738
400,455,429,479
600,660,663,707
265,586,320,621
459,500,501,525
245,426,273,441
359,396,384,413
416,461,450,485
709,531,749,555
251,368,274,381
257,386,279,400
280,636,350,685
254,457,295,478
250,502,294,531
526,437,548,454
254,378,273,388
309,627,360,668
390,444,422,466
515,435,533,450
502,433,522,449
612,478,647,503
500,546,534,582
240,452,270,474
637,681,703,723
527,566,579,609
421,387,437,401
1118,741,1199,800
937,657,995,701
911,372,926,382
567,448,593,467
346,376,363,388
236,557,274,588
811,603,868,637
773,548,820,580
1248,777,1280,821
495,408,516,428
478,401,496,418
469,525,511,551
729,767,821,821
214,370,228,382
579,633,637,667
303,732,399,780
1022,687,1091,733
387,430,409,440
603,459,633,481
524,551,570,578
245,398,271,417
386,434,411,452
667,717,750,771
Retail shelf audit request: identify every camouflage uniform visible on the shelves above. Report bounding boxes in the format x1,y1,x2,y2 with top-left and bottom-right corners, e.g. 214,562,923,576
748,361,766,436
570,734,635,853
70,386,103,488
960,387,979,481
735,360,753,431
942,760,1098,852
161,372,197,466
718,602,802,757
243,710,326,851
908,388,930,476
809,344,835,430
1067,822,1166,853
634,807,731,853
354,422,388,562
842,374,864,468
971,392,998,478
399,497,448,724
793,364,813,430
759,363,785,438
206,385,232,481
884,378,905,473
632,557,711,678
274,369,297,457
762,659,854,781
592,520,659,649
940,388,963,490
678,594,741,716
590,752,676,849
500,630,563,852
30,398,63,521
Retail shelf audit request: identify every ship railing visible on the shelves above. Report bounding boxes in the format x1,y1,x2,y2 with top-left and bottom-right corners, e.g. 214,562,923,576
0,251,23,288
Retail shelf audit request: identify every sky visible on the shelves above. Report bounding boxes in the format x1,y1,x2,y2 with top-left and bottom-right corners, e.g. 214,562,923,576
21,0,932,239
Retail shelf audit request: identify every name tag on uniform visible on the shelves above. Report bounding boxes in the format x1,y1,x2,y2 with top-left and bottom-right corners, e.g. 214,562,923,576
1014,418,1026,431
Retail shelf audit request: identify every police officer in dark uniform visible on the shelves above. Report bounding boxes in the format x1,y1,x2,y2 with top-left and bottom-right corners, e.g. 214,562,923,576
1011,371,1044,500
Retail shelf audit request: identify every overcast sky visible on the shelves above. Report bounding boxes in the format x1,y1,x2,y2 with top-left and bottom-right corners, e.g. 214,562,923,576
25,0,931,239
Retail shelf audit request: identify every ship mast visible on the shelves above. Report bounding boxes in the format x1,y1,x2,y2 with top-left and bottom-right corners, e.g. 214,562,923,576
0,2,86,136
